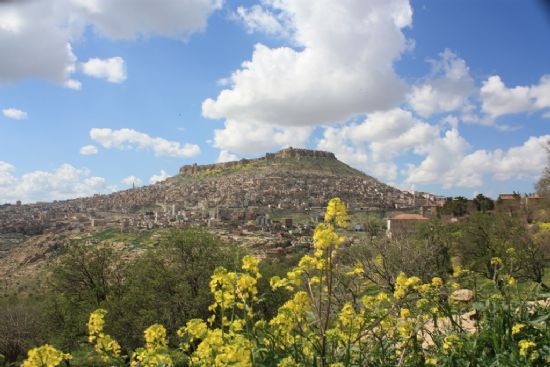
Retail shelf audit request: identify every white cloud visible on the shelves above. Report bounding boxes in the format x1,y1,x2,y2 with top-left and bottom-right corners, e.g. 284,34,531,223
235,5,288,37
407,49,475,118
480,74,550,118
204,0,412,152
217,150,238,163
81,57,126,83
0,162,109,204
90,128,201,158
212,120,312,154
315,108,438,182
149,169,170,184
0,2,78,85
75,0,223,40
0,0,221,85
79,144,98,155
122,175,142,187
64,78,82,90
2,107,27,120
405,132,550,188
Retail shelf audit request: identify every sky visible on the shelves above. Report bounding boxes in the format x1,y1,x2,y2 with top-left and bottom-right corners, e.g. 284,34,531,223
1,0,550,203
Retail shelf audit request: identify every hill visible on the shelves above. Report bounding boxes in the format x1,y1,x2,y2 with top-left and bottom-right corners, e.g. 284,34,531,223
0,147,413,236
0,148,418,290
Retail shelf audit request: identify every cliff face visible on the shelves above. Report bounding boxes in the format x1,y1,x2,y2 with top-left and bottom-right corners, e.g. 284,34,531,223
179,147,336,175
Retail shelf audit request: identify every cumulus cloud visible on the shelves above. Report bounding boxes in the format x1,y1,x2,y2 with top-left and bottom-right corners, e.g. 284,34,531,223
205,0,412,153
64,78,82,90
316,109,438,181
0,162,109,203
0,0,221,85
149,169,170,184
480,74,550,118
75,0,223,40
122,175,142,187
235,4,288,37
407,49,475,118
405,133,550,188
79,144,98,155
312,106,549,189
217,150,238,163
90,128,201,158
0,2,78,85
2,107,27,119
213,120,312,154
81,57,126,83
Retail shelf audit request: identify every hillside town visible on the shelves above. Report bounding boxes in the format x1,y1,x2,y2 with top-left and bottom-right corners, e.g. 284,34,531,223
0,148,440,236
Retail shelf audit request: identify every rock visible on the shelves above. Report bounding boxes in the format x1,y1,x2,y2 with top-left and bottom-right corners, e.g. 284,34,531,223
450,289,475,303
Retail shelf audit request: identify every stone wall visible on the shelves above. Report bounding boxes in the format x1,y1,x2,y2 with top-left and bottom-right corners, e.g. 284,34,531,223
179,148,336,175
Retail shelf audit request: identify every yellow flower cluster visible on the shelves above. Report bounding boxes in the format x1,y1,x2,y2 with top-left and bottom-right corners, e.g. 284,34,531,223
209,255,261,321
131,324,173,367
21,345,71,367
144,324,168,350
518,339,537,358
190,329,253,367
443,335,463,353
512,323,525,335
177,256,262,366
324,197,349,228
87,309,122,360
393,272,421,299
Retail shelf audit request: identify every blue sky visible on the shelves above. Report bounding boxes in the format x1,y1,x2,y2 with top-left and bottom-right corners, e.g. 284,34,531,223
1,0,549,203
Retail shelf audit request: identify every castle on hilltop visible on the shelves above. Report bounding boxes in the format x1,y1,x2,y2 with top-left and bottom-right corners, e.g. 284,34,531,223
179,147,336,176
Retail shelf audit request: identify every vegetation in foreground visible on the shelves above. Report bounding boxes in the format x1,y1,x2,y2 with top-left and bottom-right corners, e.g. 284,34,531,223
5,198,550,367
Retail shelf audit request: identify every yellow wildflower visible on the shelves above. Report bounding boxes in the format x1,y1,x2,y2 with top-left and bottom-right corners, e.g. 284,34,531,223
512,323,525,335
425,357,437,365
242,255,261,278
443,335,462,353
21,345,71,367
518,339,536,357
431,277,443,287
144,324,168,351
87,309,107,343
324,197,349,228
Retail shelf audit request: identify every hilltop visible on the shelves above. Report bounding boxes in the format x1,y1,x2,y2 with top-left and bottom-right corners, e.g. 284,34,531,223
177,147,361,177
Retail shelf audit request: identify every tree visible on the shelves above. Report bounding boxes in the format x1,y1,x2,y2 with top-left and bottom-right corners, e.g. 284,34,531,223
105,228,241,350
441,196,469,217
0,298,45,362
472,193,494,213
338,219,452,293
44,243,124,350
454,212,546,287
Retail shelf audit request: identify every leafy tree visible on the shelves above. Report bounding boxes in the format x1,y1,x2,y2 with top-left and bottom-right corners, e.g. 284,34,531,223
43,242,124,350
454,212,546,287
338,220,452,293
472,193,495,213
105,228,241,350
441,196,469,217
